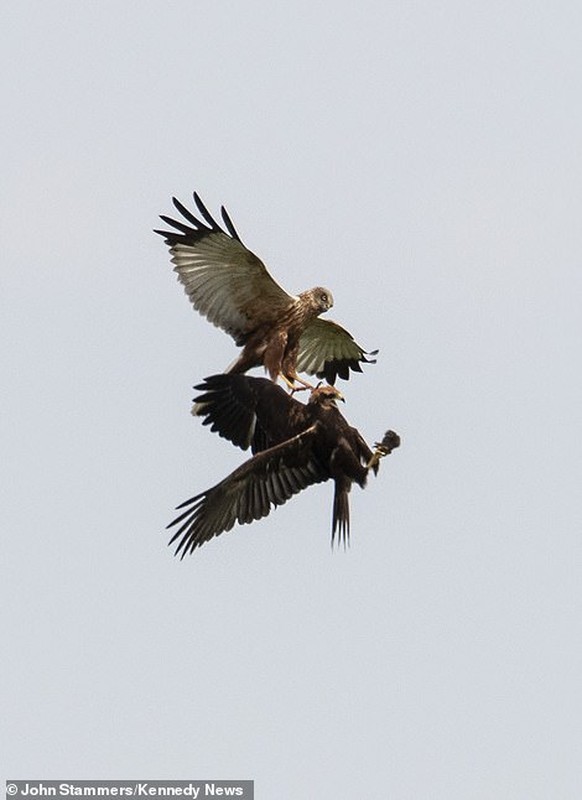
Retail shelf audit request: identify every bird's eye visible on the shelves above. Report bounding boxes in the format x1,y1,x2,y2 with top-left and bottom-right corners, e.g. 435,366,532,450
321,293,328,303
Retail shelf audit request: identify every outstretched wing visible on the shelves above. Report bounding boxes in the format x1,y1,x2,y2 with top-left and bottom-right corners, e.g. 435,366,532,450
167,426,328,557
155,192,295,345
193,374,312,454
296,318,378,384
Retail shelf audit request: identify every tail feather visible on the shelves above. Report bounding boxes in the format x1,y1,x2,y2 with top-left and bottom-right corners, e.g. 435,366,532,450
332,483,350,548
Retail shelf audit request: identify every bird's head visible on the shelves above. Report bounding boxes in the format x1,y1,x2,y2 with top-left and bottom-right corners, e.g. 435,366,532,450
308,383,345,406
303,287,334,315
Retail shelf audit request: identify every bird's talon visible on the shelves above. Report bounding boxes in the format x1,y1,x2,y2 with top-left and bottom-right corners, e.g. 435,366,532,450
290,384,310,395
280,374,314,393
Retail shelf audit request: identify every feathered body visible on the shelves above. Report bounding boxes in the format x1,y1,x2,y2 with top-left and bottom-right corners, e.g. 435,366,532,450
226,287,333,380
167,375,400,556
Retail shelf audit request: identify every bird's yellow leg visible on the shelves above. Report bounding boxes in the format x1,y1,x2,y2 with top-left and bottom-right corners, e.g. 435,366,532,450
366,451,383,471
291,373,315,390
279,373,314,393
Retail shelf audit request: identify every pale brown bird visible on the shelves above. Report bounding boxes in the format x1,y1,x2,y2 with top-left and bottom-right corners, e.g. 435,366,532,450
155,192,377,390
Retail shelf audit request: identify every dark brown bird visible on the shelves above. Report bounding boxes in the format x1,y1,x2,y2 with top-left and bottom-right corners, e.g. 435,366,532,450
155,192,377,390
167,374,400,556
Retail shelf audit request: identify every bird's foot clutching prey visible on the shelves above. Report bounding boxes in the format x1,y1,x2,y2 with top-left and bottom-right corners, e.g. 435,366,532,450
280,373,315,394
366,430,401,473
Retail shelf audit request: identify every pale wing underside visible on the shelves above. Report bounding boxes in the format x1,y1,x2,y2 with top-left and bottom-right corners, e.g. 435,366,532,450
156,195,295,345
170,235,294,343
296,318,378,384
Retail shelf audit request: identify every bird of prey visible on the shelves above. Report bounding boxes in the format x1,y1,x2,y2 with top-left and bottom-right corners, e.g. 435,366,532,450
155,192,377,390
167,374,400,556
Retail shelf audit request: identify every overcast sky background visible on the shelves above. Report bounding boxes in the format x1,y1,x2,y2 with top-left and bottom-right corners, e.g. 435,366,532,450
2,2,581,798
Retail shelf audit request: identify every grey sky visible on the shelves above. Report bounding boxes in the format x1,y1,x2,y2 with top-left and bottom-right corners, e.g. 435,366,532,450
2,1,582,798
